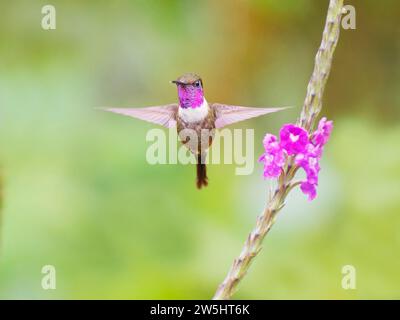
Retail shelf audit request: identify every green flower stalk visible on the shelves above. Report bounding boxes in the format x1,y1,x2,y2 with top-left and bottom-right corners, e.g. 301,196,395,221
213,0,344,300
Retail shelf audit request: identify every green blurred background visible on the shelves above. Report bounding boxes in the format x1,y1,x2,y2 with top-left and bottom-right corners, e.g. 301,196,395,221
0,0,399,299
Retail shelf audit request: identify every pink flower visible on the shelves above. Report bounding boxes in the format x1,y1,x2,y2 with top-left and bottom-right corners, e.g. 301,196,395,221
263,134,279,152
300,181,317,201
260,117,333,201
259,134,285,178
313,117,333,147
296,151,320,189
279,124,309,155
304,142,323,159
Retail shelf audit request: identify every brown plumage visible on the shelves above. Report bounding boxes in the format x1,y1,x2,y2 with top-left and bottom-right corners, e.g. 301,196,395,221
103,73,289,190
196,154,208,189
177,105,215,189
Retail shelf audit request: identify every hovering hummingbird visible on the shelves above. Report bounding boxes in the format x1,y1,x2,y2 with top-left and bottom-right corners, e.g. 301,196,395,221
103,73,287,189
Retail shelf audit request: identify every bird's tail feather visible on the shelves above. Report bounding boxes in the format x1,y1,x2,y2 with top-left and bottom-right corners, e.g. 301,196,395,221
196,154,208,189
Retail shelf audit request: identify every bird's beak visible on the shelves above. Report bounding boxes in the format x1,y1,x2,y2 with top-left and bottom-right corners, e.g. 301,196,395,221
171,80,184,85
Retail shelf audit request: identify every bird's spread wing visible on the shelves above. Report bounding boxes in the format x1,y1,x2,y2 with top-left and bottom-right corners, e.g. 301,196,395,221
212,103,289,129
101,104,179,128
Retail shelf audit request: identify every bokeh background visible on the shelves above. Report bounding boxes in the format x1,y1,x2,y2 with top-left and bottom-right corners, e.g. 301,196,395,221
0,0,399,299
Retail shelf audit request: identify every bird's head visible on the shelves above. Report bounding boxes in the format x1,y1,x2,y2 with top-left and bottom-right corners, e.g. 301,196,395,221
171,73,204,109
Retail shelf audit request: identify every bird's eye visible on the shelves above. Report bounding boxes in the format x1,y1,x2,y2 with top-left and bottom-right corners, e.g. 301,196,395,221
194,81,201,88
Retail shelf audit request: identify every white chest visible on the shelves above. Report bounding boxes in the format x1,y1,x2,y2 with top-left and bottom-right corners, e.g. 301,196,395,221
178,99,209,123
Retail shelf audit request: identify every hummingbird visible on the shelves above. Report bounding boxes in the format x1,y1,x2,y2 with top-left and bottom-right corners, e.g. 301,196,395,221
103,73,287,189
